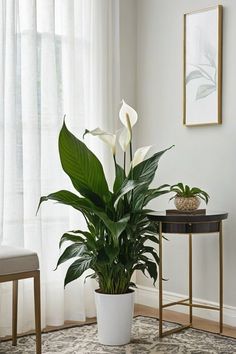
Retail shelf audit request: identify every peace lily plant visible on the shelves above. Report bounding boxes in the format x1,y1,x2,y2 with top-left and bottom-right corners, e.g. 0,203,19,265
38,101,173,294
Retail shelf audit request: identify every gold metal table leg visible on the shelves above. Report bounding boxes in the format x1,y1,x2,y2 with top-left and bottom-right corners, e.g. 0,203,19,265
189,233,193,326
219,221,223,333
159,222,163,337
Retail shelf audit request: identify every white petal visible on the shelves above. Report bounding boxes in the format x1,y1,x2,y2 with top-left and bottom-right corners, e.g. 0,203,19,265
119,100,138,129
118,127,131,152
85,127,116,155
132,146,152,167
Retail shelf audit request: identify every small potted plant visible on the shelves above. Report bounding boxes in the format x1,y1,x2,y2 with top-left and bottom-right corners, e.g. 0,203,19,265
38,100,173,346
169,183,209,212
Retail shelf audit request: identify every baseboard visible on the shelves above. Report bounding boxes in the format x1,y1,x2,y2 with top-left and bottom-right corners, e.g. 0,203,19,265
135,285,236,327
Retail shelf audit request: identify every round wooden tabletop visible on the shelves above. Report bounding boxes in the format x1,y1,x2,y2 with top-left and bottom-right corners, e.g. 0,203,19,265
147,211,228,234
147,210,228,223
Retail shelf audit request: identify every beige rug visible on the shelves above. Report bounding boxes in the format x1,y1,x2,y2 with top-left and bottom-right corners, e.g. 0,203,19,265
1,316,236,353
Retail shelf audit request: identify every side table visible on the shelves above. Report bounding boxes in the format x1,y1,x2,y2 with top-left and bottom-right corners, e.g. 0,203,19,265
147,211,228,337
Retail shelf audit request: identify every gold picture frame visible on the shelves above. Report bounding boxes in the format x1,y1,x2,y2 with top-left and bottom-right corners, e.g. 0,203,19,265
183,5,223,126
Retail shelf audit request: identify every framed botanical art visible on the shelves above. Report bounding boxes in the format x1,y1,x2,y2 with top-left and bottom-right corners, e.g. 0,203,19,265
183,5,223,126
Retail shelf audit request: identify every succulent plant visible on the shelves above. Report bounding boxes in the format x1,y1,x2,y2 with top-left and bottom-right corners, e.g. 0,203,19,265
169,183,209,204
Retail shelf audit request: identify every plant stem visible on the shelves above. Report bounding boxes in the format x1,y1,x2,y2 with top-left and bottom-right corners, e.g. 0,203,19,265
129,141,133,164
124,152,126,174
113,155,117,173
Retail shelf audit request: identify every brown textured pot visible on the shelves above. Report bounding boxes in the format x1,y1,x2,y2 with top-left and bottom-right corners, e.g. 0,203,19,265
174,196,200,212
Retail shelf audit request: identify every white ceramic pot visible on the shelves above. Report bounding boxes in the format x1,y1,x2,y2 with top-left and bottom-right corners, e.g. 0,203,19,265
94,289,135,346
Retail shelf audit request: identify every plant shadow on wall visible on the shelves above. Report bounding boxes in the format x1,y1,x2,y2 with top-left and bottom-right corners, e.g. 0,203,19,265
37,101,173,345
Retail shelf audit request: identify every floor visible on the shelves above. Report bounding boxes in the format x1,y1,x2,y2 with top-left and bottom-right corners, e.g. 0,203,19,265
135,304,236,338
1,304,236,342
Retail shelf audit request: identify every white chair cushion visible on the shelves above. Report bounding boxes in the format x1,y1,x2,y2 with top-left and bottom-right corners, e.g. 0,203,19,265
0,246,39,276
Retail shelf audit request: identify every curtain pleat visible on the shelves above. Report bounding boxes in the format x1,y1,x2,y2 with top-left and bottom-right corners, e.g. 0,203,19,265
0,0,120,335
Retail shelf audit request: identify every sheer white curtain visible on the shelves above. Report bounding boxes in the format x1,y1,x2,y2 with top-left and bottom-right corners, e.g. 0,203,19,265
0,0,120,336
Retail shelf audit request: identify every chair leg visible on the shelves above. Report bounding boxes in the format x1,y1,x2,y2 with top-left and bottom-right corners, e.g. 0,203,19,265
34,271,41,354
12,280,18,346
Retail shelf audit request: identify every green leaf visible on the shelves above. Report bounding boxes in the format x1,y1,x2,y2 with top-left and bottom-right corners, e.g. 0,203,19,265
59,233,85,248
132,146,174,185
143,235,159,244
143,185,170,206
185,185,190,196
113,163,125,193
198,193,209,204
56,243,87,269
133,263,146,272
104,244,119,262
133,261,157,284
132,184,149,211
142,246,159,265
59,122,110,204
129,282,137,289
84,272,97,284
96,248,111,265
64,256,92,287
145,260,158,285
114,180,145,208
38,188,130,243
196,84,216,100
190,187,202,194
37,190,94,215
177,183,185,192
95,213,130,241
85,233,97,250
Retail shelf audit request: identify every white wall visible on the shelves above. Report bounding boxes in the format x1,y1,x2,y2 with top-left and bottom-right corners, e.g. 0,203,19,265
120,0,137,108
135,0,236,312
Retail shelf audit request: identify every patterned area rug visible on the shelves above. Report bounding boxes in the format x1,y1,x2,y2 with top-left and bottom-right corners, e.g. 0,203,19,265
1,316,236,353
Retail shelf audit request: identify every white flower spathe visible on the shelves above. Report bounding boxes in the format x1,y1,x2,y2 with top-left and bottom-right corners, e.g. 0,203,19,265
132,146,152,168
118,100,138,151
84,128,116,155
118,127,131,152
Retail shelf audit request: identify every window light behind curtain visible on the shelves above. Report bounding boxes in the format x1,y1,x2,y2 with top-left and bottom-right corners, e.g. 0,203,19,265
0,0,120,336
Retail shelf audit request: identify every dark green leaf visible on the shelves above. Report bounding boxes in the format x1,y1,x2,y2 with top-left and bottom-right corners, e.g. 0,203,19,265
95,213,130,241
84,272,97,283
132,146,174,185
85,233,97,251
59,233,85,248
185,185,190,196
56,243,87,269
59,122,110,204
133,263,146,271
104,244,119,262
38,190,127,239
97,248,111,265
144,235,159,244
37,190,94,215
114,180,145,208
113,163,125,193
143,185,170,206
64,256,92,287
142,246,159,265
129,282,137,289
145,260,158,285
